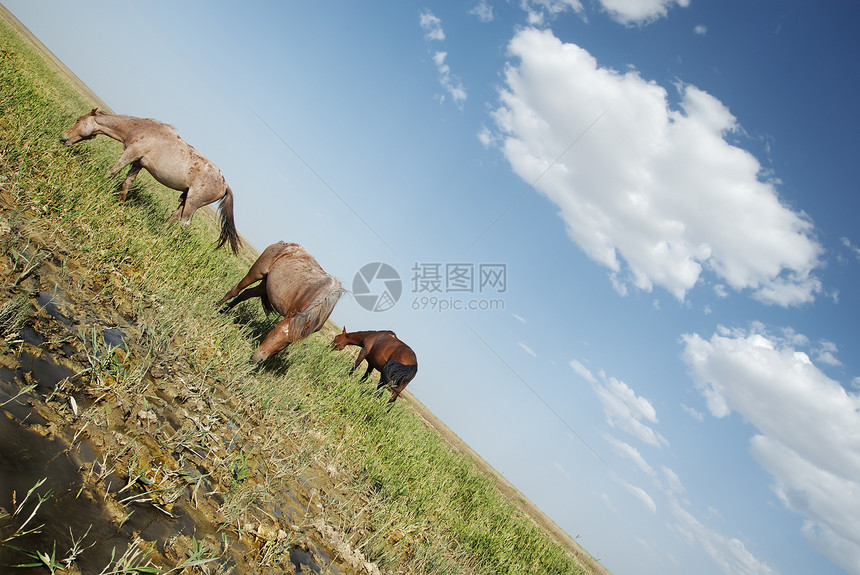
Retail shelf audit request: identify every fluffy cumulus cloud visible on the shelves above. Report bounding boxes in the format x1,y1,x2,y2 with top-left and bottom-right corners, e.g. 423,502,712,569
598,0,690,26
681,325,860,573
491,28,822,306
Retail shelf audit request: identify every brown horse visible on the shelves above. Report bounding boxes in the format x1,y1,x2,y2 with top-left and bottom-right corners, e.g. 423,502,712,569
332,328,418,403
218,242,344,362
61,109,240,253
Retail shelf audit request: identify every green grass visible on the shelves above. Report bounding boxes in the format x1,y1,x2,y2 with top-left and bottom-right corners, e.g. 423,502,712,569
0,15,588,575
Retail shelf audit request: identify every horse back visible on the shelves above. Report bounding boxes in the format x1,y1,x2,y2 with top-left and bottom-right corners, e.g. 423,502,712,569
389,341,417,366
368,335,416,367
265,247,342,329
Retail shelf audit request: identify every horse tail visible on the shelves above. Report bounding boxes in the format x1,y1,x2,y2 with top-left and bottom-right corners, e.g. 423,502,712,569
216,185,240,254
288,278,346,340
380,360,418,389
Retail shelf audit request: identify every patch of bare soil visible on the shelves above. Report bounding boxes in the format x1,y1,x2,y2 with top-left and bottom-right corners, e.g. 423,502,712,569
0,196,377,573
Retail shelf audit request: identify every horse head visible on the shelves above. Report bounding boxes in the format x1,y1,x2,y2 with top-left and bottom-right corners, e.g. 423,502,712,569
60,108,100,145
331,327,348,351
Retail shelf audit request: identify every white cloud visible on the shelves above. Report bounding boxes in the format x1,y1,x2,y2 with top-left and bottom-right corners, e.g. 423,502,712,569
519,0,584,26
605,434,655,476
597,0,690,26
593,372,667,447
669,498,778,575
619,477,657,513
752,436,860,573
512,312,527,323
660,470,778,575
681,325,860,573
680,403,704,422
662,466,685,495
814,340,841,367
478,125,495,147
694,24,708,35
491,28,822,306
432,51,467,105
569,358,597,384
518,341,537,356
470,0,495,22
419,12,467,107
419,11,445,41
843,236,860,260
570,359,665,446
553,460,573,480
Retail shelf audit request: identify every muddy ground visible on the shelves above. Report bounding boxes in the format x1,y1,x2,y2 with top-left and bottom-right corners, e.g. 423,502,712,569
0,194,382,573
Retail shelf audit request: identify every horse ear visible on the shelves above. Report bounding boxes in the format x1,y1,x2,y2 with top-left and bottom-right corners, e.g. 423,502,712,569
89,108,98,116
341,327,347,334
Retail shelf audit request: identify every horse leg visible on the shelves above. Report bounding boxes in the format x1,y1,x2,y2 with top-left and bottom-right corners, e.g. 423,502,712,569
251,317,292,363
221,281,267,311
217,243,283,307
166,190,193,226
376,372,391,391
353,347,371,379
108,147,141,179
361,364,374,381
119,161,143,202
218,272,266,307
176,175,224,226
388,382,409,403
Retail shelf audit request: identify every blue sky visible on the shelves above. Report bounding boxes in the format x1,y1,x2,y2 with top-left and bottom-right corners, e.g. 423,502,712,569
5,2,860,574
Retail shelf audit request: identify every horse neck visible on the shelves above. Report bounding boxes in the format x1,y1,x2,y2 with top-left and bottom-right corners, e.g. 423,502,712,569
92,114,140,143
345,330,379,345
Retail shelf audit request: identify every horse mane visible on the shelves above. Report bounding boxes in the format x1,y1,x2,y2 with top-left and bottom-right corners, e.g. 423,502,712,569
287,278,346,340
96,109,175,130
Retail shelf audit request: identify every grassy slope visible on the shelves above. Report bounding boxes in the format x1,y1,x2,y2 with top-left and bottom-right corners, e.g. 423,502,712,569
0,10,602,574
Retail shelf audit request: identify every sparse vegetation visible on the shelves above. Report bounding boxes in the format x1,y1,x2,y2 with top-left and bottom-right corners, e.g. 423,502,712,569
0,11,602,575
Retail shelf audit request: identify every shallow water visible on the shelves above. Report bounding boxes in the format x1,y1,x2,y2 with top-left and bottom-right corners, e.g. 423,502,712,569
1,306,335,574
0,414,125,573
